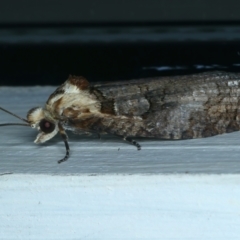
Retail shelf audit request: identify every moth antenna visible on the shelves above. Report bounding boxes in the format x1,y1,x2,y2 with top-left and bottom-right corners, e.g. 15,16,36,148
0,123,30,127
0,106,29,123
57,123,70,164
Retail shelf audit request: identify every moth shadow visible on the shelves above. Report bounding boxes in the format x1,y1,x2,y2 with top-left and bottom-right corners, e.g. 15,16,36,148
43,132,115,146
44,132,155,149
67,133,162,142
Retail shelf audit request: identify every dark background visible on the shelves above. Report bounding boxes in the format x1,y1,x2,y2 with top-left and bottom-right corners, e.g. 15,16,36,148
1,0,240,86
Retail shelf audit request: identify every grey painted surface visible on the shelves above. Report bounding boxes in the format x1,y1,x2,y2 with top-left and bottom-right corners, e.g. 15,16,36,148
0,0,240,23
1,26,240,44
0,86,240,174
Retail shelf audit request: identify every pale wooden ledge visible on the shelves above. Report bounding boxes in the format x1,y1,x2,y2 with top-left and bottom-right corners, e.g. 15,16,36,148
1,86,240,174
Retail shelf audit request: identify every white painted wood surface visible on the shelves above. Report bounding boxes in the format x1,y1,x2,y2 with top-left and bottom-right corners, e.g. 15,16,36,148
1,174,240,240
1,87,240,239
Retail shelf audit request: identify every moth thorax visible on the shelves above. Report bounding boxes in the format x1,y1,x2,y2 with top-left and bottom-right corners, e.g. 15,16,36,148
27,107,45,127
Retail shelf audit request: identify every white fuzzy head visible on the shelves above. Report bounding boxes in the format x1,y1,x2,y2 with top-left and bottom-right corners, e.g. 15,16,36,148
27,107,59,143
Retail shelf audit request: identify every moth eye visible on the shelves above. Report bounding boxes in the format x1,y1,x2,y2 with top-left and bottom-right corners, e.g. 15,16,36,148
39,119,55,133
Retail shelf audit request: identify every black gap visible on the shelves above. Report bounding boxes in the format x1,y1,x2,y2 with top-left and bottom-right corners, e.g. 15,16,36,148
0,41,240,86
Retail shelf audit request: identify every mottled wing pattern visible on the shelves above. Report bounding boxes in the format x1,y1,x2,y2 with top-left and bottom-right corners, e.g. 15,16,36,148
43,72,240,140
93,72,240,139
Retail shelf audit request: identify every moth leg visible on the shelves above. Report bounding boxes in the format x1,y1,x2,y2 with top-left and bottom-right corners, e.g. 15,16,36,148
58,123,70,164
123,136,141,150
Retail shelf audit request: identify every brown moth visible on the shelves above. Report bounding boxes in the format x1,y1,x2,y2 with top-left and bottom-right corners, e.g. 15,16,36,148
1,71,240,163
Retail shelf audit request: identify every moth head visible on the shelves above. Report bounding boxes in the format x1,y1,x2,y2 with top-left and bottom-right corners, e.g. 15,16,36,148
0,105,70,164
27,107,59,143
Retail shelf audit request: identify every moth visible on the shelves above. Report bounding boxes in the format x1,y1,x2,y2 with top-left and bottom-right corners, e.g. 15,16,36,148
1,71,240,163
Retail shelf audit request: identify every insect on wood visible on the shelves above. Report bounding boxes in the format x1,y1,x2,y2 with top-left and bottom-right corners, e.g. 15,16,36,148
1,71,240,163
